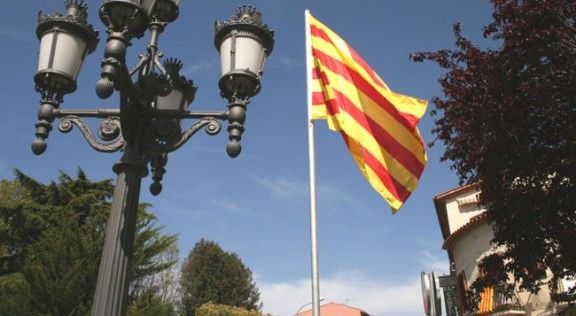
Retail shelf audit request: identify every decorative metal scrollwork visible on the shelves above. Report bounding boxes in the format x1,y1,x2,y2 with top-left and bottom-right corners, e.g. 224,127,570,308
98,117,122,141
143,117,222,154
169,118,222,153
58,116,125,152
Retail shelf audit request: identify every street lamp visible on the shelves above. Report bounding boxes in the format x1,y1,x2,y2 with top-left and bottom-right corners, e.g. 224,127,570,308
214,5,274,157
31,1,274,315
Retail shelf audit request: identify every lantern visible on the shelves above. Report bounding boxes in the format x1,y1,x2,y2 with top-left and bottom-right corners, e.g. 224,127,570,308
214,5,274,100
35,0,99,94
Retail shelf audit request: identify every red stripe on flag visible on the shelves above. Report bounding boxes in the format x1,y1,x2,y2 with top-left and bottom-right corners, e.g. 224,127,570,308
339,132,412,202
312,92,327,105
310,24,388,92
347,46,388,90
324,89,424,178
312,50,425,177
312,66,322,80
332,90,425,177
312,66,328,106
312,48,420,130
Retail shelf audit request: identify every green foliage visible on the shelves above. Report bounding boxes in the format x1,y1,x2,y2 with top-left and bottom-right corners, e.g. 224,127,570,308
412,0,576,311
127,287,178,316
0,273,31,315
196,303,270,316
0,169,178,314
22,217,100,315
180,239,261,316
131,209,179,297
128,236,180,315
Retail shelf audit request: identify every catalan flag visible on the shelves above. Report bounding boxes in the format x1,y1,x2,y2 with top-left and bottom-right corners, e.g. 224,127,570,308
478,286,494,314
306,11,427,212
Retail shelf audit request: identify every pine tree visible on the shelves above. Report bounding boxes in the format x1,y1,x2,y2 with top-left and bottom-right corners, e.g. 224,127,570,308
0,169,178,314
180,239,260,316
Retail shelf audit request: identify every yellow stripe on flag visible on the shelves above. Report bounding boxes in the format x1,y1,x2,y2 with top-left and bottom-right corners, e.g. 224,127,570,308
320,66,427,163
308,14,391,92
325,109,421,189
307,11,427,212
346,138,404,211
308,14,427,121
478,287,494,314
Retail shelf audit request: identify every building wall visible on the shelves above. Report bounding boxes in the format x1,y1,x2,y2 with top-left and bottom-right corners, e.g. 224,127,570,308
443,187,483,236
434,185,566,316
452,223,493,283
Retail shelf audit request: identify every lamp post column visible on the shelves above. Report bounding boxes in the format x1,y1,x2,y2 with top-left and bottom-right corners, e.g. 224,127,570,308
91,143,147,316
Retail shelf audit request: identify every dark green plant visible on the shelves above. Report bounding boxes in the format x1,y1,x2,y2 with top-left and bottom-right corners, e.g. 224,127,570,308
180,239,260,316
0,169,178,315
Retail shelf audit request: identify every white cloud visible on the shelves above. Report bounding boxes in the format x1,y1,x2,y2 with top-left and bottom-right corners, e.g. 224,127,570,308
317,183,361,211
210,199,253,216
182,58,216,76
253,176,360,213
275,55,305,69
253,176,308,201
419,251,450,276
259,271,424,316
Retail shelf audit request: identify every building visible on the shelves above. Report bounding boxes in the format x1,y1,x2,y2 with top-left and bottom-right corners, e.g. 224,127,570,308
433,183,573,315
297,302,370,316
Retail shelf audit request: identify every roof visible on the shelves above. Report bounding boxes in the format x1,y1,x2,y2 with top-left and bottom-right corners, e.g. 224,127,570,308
442,212,489,250
433,183,480,241
297,302,370,316
433,183,481,262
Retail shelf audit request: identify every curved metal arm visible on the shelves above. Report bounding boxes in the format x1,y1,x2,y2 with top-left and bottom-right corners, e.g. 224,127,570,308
58,116,125,153
167,118,222,153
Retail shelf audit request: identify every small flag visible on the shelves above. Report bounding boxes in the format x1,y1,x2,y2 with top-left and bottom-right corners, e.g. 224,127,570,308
306,12,427,212
478,286,494,313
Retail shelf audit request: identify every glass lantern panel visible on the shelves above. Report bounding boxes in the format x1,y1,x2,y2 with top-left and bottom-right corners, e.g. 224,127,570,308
51,32,87,80
218,36,232,76
219,33,265,77
37,32,55,72
234,36,265,75
156,89,185,111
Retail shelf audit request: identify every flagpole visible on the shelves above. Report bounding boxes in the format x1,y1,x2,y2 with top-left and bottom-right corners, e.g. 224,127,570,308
305,9,321,316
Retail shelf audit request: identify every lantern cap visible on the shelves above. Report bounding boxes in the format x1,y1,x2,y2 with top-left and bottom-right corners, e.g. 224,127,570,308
163,58,197,105
150,0,180,23
99,0,150,39
36,0,99,53
214,5,274,55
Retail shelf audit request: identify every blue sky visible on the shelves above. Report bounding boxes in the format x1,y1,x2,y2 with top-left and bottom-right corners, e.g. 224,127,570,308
0,1,493,315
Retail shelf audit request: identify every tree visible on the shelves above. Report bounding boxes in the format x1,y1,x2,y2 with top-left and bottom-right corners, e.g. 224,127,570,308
0,169,178,314
180,239,261,316
412,0,576,310
128,242,181,315
196,303,270,316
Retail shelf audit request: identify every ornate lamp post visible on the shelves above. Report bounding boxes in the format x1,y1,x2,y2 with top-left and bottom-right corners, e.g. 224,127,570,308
32,1,274,315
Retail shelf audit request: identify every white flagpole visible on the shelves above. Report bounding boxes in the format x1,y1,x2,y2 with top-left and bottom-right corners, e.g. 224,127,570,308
305,9,321,316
